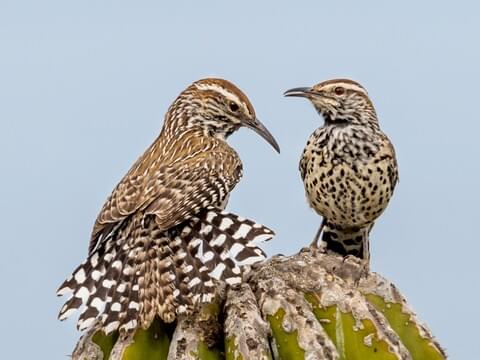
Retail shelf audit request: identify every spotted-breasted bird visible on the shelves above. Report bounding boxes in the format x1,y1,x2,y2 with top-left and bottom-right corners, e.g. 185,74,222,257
57,78,279,334
284,79,398,261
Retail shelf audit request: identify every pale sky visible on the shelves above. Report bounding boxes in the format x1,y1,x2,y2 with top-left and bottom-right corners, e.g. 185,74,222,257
1,1,479,358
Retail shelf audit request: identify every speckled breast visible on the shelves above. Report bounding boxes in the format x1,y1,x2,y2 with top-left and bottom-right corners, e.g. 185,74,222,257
301,132,396,229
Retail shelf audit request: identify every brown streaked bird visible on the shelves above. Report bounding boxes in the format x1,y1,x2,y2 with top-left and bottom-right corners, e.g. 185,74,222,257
57,78,279,334
284,79,398,262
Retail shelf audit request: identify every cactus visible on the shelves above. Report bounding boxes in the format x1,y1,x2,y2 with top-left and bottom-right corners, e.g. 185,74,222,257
70,248,446,359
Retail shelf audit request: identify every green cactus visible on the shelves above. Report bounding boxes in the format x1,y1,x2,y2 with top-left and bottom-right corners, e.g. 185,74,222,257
70,249,446,359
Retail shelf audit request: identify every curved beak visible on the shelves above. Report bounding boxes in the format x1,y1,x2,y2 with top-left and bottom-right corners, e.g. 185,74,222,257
245,118,280,153
283,87,313,98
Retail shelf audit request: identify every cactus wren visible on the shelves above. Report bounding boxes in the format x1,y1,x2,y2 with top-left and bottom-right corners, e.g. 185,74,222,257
58,78,279,334
285,79,398,261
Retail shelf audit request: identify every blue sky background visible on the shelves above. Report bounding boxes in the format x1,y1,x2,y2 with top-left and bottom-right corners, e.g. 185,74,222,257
1,1,479,358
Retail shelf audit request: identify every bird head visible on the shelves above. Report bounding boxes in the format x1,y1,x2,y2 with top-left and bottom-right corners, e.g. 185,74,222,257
171,78,280,153
284,79,378,128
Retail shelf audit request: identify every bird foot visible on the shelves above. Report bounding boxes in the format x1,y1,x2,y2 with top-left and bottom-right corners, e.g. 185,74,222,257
342,255,370,283
309,238,319,248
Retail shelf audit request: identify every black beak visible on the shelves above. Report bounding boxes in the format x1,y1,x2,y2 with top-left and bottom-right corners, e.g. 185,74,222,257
283,87,313,98
246,118,280,153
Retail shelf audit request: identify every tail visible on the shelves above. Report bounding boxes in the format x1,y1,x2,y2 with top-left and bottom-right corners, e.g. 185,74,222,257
57,208,273,334
320,221,372,260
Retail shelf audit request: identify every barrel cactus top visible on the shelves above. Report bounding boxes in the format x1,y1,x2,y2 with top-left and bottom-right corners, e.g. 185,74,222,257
72,248,446,360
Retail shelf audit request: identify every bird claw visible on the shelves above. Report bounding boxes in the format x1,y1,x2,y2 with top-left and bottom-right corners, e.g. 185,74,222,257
341,255,370,284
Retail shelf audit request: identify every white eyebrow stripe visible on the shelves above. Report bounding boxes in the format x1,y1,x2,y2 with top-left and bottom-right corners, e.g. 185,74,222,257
325,82,368,96
195,83,241,103
194,83,251,116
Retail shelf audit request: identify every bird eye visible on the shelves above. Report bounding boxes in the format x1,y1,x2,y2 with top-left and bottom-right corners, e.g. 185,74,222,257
334,87,345,95
229,102,239,112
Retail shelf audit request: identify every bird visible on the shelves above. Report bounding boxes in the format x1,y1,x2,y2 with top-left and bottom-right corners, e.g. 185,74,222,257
57,78,280,334
284,79,398,262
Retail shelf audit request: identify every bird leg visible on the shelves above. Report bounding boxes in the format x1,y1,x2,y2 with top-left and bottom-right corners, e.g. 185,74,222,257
310,218,325,248
360,227,371,275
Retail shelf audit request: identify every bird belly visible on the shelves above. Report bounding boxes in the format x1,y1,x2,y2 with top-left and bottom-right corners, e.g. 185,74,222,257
305,158,393,229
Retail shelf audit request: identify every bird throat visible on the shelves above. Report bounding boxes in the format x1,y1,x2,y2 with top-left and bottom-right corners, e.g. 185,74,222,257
206,120,238,140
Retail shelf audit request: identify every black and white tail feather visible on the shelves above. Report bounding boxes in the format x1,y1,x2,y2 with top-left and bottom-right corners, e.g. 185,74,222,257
57,208,273,334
